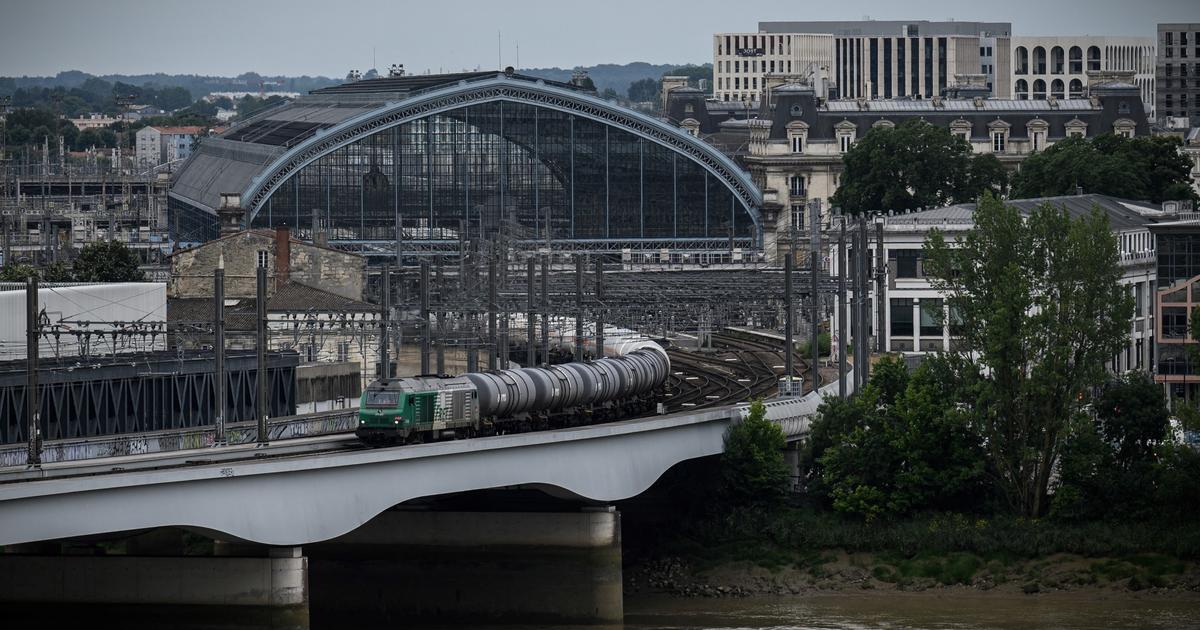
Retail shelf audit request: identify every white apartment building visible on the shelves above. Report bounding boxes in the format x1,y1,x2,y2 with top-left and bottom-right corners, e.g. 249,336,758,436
1011,36,1155,116
829,195,1163,373
713,20,1012,103
136,125,203,168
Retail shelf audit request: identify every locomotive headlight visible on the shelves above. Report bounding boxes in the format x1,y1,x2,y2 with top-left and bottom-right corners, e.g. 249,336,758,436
394,420,399,424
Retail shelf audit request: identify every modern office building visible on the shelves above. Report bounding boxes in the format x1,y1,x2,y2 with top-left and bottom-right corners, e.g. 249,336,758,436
713,20,1012,103
1150,206,1200,402
1156,23,1200,124
168,71,763,261
665,74,1150,260
1010,36,1155,116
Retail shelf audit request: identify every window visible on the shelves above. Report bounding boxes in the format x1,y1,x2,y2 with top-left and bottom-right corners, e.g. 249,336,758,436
337,341,350,363
789,175,805,197
790,204,805,231
890,298,914,337
992,131,1006,153
791,135,804,153
1163,307,1189,339
890,248,921,278
919,299,943,337
257,249,269,268
1069,46,1083,73
1033,46,1046,73
1069,78,1083,98
839,134,852,153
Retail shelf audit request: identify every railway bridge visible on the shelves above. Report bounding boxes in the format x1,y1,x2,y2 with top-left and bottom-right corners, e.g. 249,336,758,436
0,333,854,625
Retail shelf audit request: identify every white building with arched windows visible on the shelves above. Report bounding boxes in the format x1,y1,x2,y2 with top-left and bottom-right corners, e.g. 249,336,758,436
1011,36,1155,117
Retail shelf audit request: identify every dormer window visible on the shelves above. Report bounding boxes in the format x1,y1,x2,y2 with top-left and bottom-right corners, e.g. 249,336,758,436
786,120,809,154
1113,118,1136,138
1065,118,1088,139
1026,119,1049,152
987,119,1011,154
835,120,857,154
950,119,972,143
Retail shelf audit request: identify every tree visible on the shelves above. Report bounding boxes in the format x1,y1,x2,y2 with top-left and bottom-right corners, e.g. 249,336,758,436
1052,372,1169,521
0,263,39,282
599,87,619,101
816,355,984,521
627,77,659,102
153,85,193,111
831,120,1009,216
721,399,789,506
1012,134,1198,203
72,241,144,282
923,194,1134,517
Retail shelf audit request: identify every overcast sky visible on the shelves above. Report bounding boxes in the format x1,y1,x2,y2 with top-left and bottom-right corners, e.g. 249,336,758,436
1,0,1196,77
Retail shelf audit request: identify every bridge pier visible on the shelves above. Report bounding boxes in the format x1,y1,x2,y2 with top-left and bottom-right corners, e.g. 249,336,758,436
0,540,309,629
308,507,624,625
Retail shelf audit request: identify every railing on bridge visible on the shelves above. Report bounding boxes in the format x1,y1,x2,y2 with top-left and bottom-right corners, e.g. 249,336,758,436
0,408,357,468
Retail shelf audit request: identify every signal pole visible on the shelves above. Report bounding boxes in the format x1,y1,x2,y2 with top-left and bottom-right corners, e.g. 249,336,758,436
26,276,41,467
257,266,268,445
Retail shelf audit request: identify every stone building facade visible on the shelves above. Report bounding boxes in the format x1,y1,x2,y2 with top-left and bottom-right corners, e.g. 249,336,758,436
665,73,1150,261
168,226,364,301
168,226,382,393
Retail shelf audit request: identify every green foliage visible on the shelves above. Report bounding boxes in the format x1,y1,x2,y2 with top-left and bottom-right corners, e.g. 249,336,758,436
1154,442,1200,522
816,355,985,521
627,77,659,102
1053,373,1170,521
599,87,619,101
721,399,789,507
72,241,144,282
831,120,1009,216
678,508,1200,560
0,261,75,282
797,332,831,357
0,263,39,282
1011,134,1198,203
923,194,1134,517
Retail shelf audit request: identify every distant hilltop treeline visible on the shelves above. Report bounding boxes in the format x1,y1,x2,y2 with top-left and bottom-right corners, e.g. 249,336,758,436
0,70,340,99
0,62,711,102
519,62,710,97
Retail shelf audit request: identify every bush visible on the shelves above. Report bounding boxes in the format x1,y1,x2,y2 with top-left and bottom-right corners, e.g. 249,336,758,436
720,399,789,507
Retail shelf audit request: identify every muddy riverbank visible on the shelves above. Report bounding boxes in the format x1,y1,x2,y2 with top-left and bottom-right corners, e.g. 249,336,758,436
626,551,1200,599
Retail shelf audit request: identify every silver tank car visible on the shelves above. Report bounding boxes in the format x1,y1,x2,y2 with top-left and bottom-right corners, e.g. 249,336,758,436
463,347,670,418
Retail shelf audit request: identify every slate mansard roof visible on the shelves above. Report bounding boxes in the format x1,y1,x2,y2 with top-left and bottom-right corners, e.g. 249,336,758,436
665,80,1150,143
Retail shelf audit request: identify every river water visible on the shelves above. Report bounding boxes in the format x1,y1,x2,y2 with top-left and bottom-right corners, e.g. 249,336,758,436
614,593,1200,629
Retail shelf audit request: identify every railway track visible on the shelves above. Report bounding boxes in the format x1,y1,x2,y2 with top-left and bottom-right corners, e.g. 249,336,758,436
662,329,814,413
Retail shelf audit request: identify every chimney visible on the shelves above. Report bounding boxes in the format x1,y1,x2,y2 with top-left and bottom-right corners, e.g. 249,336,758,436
275,225,290,290
217,192,244,236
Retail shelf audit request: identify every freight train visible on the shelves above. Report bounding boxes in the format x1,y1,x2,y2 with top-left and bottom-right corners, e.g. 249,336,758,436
355,342,671,446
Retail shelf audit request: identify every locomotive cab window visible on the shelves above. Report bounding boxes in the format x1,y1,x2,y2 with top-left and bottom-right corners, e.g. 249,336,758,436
364,390,400,407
